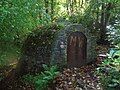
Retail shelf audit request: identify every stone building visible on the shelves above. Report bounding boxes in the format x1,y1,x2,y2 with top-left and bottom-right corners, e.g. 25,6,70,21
51,24,96,68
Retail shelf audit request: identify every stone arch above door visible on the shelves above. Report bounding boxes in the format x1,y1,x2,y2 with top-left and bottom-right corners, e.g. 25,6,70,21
50,24,96,67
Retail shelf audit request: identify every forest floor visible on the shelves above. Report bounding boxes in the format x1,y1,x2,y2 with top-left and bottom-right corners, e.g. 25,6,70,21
52,58,104,90
0,45,108,90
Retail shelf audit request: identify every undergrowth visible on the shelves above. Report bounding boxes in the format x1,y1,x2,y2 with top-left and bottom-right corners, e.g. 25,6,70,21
96,46,120,90
22,65,59,90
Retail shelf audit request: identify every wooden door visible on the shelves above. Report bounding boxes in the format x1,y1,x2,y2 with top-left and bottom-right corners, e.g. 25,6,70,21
67,31,87,68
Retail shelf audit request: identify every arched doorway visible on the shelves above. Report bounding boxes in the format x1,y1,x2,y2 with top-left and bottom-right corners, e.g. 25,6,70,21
67,31,87,68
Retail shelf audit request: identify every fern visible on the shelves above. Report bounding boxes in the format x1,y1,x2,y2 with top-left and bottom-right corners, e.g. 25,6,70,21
22,65,59,90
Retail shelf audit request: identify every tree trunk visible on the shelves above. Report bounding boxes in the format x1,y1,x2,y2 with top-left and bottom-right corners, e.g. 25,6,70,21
44,0,49,13
98,2,112,45
66,0,69,14
74,0,77,11
100,3,106,41
51,0,54,21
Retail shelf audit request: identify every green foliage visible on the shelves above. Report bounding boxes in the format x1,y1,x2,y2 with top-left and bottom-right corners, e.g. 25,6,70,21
96,48,120,90
0,0,51,67
107,22,120,45
99,68,120,90
22,65,59,90
0,0,51,43
107,48,120,59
